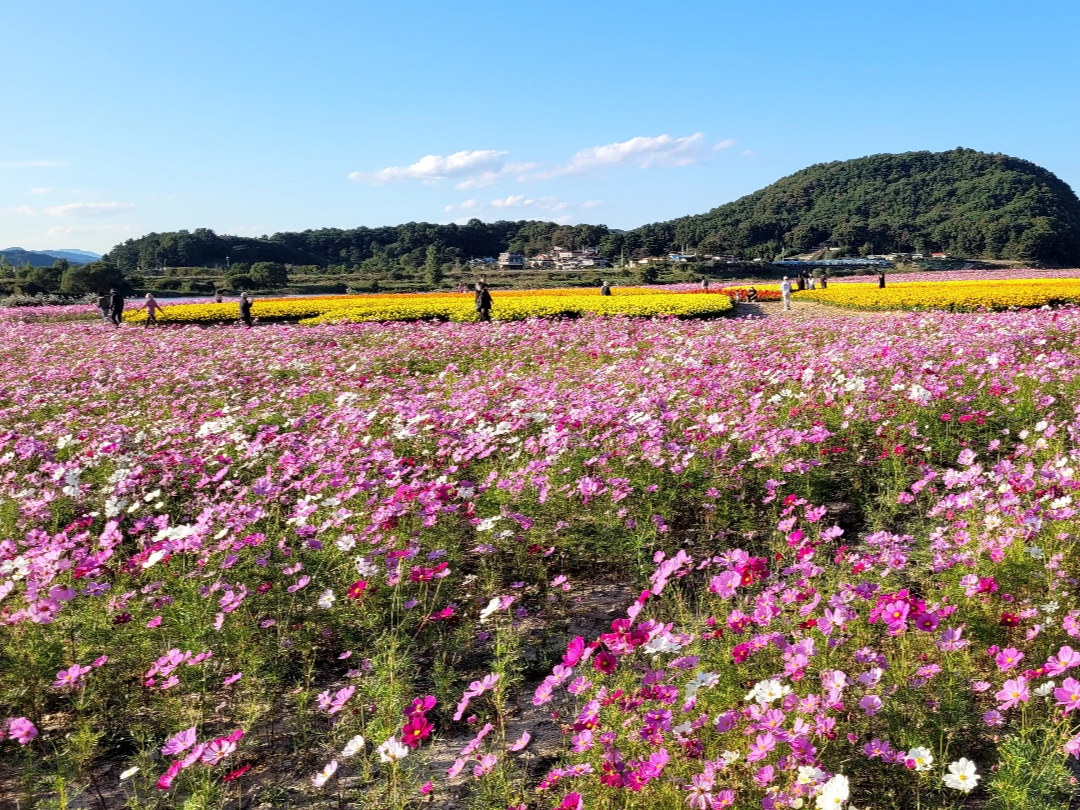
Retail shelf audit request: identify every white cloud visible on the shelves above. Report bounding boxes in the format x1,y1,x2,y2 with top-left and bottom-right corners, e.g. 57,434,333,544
528,133,710,180
444,199,481,213
490,195,568,211
0,160,66,169
29,187,53,194
349,150,516,186
742,149,756,157
713,139,735,150
43,202,136,218
11,205,37,216
581,199,602,208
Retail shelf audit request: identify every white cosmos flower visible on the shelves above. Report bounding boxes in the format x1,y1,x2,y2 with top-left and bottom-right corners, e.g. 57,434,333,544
815,773,849,809
377,736,409,763
907,746,934,771
341,734,365,758
317,589,336,609
312,759,338,787
479,596,503,622
119,766,140,780
1034,680,1056,698
335,534,356,551
943,757,979,793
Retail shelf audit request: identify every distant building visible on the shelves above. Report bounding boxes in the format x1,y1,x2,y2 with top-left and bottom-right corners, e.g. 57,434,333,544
930,251,949,259
498,252,525,270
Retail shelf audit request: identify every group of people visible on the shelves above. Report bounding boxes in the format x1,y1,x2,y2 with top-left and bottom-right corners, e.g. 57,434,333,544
95,290,255,327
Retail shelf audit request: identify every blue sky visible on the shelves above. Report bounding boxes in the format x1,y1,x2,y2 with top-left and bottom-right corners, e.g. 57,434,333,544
2,0,1079,254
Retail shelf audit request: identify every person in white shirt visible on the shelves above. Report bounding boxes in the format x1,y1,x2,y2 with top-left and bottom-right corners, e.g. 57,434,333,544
781,276,793,310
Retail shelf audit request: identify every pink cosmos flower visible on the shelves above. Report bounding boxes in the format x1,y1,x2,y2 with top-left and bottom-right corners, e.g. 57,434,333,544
859,695,882,717
472,753,497,778
995,647,1024,671
162,727,197,756
746,732,776,762
913,612,939,632
995,676,1030,710
593,651,617,675
156,760,182,790
556,793,583,810
562,636,585,667
201,737,237,766
1054,677,1080,714
53,663,92,691
508,731,531,751
1045,646,1080,676
6,717,37,745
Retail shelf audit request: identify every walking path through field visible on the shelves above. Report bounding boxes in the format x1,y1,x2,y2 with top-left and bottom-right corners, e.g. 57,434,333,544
734,299,892,320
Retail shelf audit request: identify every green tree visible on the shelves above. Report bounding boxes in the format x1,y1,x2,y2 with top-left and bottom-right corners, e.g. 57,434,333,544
247,262,289,289
423,245,443,286
60,261,129,295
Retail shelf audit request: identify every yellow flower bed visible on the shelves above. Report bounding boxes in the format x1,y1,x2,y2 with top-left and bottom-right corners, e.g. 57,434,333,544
796,279,1080,311
123,288,730,325
302,292,733,324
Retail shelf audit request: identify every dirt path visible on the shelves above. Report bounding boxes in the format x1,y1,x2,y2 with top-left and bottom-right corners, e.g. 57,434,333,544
734,300,892,320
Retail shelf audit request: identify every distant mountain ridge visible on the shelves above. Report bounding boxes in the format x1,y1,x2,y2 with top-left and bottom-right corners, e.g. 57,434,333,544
0,247,101,267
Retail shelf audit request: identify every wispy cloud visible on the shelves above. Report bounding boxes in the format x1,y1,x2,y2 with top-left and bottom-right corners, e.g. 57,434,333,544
349,149,533,189
0,160,66,169
443,199,482,213
29,187,54,195
445,196,581,217
526,133,713,180
490,195,568,211
43,202,136,218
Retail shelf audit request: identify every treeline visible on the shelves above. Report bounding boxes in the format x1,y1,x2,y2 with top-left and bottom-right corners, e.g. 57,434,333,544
97,148,1080,284
105,222,618,276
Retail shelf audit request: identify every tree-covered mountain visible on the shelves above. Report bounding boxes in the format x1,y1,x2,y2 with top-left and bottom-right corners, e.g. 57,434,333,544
103,148,1080,272
629,148,1080,263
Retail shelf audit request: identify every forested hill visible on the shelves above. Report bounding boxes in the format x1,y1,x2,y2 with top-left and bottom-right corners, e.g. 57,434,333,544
633,148,1080,264
104,148,1080,271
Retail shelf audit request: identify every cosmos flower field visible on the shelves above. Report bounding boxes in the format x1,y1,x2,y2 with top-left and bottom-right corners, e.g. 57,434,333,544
3,304,1080,809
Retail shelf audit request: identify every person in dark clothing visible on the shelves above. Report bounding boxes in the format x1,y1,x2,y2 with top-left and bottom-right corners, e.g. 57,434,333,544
474,278,493,322
96,293,110,323
214,291,223,304
747,287,758,302
878,270,886,288
239,293,253,327
108,289,125,325
796,273,806,291
820,272,828,289
600,281,612,296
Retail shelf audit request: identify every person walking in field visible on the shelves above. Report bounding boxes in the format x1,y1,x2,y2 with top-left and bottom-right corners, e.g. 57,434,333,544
239,292,253,327
143,293,163,327
96,292,110,323
700,277,709,292
878,269,886,288
781,276,793,311
474,277,493,322
809,275,816,290
600,280,612,296
747,287,758,302
214,290,223,303
108,288,125,325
